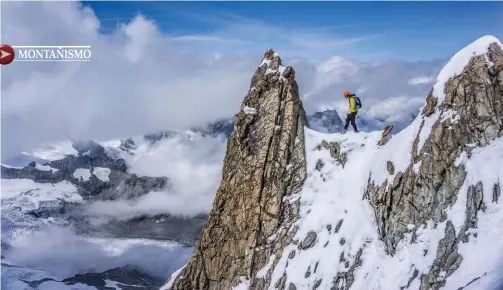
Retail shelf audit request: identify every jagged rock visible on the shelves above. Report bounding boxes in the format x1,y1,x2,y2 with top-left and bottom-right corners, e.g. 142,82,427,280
319,141,347,167
334,219,343,233
420,221,463,290
331,248,363,290
168,49,308,290
401,269,419,290
378,125,394,146
315,159,324,171
288,250,296,259
366,38,503,288
386,161,395,175
300,231,318,250
422,90,438,117
493,182,501,203
305,266,311,278
275,274,287,289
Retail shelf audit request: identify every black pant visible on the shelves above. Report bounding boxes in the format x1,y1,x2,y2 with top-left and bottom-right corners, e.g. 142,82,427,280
344,112,358,132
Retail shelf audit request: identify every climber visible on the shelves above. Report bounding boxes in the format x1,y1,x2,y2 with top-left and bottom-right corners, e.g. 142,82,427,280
342,90,360,133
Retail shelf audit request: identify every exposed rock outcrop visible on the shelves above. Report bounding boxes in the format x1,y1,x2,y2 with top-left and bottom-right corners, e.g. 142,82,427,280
167,49,308,289
378,125,394,146
366,37,503,289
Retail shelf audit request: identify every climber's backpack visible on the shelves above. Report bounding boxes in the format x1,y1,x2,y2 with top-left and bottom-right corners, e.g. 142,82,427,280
354,96,362,109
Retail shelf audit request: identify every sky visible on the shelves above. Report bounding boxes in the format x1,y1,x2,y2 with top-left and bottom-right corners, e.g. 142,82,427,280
84,1,503,61
1,1,502,159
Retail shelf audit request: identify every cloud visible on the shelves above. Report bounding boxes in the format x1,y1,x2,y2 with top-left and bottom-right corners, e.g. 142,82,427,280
4,225,192,279
167,12,382,58
84,133,226,219
292,58,444,129
408,76,436,85
2,1,444,160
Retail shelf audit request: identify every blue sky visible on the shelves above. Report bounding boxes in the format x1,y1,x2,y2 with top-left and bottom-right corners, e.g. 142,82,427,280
84,1,503,62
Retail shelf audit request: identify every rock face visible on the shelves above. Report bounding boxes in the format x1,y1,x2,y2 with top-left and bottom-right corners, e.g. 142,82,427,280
366,38,503,289
168,49,308,290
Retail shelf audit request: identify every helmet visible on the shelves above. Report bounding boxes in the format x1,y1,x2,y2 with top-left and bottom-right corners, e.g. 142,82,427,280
343,90,351,97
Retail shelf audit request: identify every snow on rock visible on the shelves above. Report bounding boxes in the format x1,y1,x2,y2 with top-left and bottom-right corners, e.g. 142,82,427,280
93,167,111,182
161,264,187,290
260,59,272,67
256,255,276,279
232,277,251,290
412,34,503,154
369,117,421,185
73,168,91,181
267,128,503,289
370,34,503,184
269,129,429,290
436,136,503,289
35,163,58,172
244,106,257,114
432,35,502,108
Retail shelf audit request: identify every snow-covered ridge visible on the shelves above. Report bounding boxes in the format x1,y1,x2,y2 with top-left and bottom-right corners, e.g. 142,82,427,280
369,34,503,186
432,35,502,108
266,130,503,290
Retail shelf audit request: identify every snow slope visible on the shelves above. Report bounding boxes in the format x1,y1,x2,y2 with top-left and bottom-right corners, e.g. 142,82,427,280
262,128,503,290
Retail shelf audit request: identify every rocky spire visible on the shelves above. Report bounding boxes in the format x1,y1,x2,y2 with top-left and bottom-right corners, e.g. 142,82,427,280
366,36,503,289
166,49,308,290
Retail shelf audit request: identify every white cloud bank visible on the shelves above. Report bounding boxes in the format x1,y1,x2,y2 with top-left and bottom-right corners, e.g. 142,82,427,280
3,225,192,279
84,134,227,219
2,1,445,160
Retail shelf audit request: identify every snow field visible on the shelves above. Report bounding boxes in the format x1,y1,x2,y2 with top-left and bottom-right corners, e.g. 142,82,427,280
1,179,82,204
269,129,385,290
